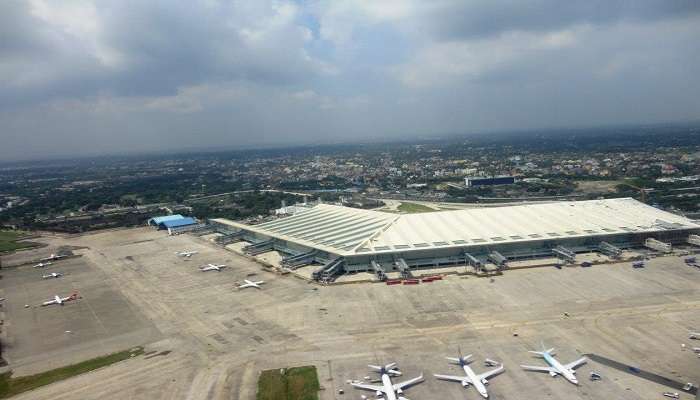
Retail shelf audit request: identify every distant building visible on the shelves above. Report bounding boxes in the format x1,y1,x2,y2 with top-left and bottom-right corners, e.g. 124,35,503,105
148,214,200,235
275,204,312,216
147,214,184,226
159,217,199,235
465,176,516,187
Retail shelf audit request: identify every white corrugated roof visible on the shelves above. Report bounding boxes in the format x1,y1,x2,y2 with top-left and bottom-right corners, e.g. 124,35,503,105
211,204,398,255
213,198,700,256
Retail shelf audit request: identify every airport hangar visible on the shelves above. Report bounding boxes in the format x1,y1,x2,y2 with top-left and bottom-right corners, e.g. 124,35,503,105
208,198,700,281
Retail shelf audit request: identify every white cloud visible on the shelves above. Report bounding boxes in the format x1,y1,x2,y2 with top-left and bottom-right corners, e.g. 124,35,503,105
291,89,317,100
397,27,582,88
2,1,700,160
28,0,126,68
314,0,420,46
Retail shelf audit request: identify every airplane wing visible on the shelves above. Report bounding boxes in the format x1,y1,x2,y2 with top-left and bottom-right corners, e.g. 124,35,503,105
477,365,505,380
520,365,557,373
393,374,424,390
564,357,587,370
434,374,469,383
351,382,385,392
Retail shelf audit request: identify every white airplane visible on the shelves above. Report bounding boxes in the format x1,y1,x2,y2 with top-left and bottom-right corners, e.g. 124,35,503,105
41,291,79,306
41,254,67,261
200,264,226,272
434,351,505,398
689,331,700,340
237,279,264,289
351,363,424,400
520,344,587,385
33,262,52,268
42,272,63,279
176,250,198,258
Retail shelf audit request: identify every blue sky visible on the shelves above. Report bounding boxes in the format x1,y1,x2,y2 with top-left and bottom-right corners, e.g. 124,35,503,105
1,0,699,160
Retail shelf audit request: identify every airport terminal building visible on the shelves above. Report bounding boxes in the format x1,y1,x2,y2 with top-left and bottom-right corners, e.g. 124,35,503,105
209,198,700,281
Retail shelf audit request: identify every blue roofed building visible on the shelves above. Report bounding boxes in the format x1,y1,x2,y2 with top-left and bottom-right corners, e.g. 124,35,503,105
159,217,200,235
147,214,185,226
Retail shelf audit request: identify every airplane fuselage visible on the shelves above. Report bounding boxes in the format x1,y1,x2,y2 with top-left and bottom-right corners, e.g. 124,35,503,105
543,353,577,384
239,280,263,289
462,365,489,398
380,373,398,400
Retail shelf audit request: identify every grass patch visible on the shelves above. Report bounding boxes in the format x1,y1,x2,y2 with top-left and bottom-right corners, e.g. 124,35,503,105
257,365,320,400
0,231,34,253
397,202,435,213
0,347,144,398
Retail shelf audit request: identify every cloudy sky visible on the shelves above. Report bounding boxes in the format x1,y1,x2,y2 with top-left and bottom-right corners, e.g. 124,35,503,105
1,1,699,161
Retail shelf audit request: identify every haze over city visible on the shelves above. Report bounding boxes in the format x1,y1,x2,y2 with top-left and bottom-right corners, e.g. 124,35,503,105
2,0,700,161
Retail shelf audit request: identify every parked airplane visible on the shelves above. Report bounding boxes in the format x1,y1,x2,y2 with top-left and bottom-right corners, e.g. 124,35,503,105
41,254,67,261
238,279,264,289
200,264,226,272
351,363,424,400
176,251,198,258
42,272,62,279
41,291,79,306
33,262,52,268
689,331,700,340
434,350,505,398
520,344,587,385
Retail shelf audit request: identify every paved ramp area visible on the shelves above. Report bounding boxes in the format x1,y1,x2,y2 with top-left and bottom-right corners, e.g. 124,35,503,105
1,227,699,399
1,251,160,375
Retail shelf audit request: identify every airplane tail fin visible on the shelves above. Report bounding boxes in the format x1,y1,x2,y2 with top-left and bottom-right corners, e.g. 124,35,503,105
533,341,555,356
446,357,462,365
368,363,400,375
385,363,401,375
449,346,473,365
447,354,472,365
528,349,555,357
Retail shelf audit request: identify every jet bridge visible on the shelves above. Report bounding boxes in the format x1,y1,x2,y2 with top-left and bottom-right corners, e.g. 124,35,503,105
243,239,275,255
312,257,345,282
598,241,622,259
215,230,245,245
688,234,700,247
281,250,317,269
371,260,387,281
395,258,413,279
644,238,672,253
552,245,576,263
488,251,507,269
190,225,216,236
464,252,483,272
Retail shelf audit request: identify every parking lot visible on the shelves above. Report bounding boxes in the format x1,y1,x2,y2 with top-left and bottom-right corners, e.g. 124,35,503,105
1,227,698,399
